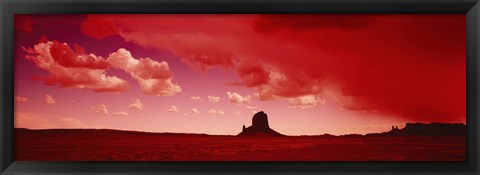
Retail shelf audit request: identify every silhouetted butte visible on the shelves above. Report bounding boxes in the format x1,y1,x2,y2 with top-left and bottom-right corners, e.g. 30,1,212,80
237,111,284,136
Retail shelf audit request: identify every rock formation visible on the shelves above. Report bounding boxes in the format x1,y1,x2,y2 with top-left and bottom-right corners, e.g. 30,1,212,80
237,111,284,136
366,122,466,137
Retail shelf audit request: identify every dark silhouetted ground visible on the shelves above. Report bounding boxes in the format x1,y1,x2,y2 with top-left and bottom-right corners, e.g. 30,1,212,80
15,128,465,161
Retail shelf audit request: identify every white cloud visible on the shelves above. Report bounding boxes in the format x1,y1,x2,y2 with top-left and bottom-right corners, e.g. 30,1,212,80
208,109,217,114
113,111,129,116
208,109,226,115
44,94,55,104
226,91,251,104
190,96,201,100
167,105,179,112
22,41,129,93
92,104,109,114
191,108,199,114
287,95,325,108
245,105,258,109
208,95,221,103
107,48,182,96
129,99,144,110
24,40,183,95
233,111,242,116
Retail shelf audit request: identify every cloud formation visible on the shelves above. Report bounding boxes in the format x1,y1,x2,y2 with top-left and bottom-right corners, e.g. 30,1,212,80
81,15,119,40
208,109,225,115
227,91,251,104
113,111,129,116
191,108,199,114
79,14,466,122
233,61,271,88
252,14,374,34
190,96,201,100
23,41,129,93
287,95,325,109
24,39,182,96
128,99,144,110
92,104,109,114
167,105,179,112
81,15,239,72
107,49,181,96
208,96,221,103
44,94,55,104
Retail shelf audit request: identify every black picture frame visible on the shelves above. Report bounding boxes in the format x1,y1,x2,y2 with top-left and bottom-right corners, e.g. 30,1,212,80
1,0,479,174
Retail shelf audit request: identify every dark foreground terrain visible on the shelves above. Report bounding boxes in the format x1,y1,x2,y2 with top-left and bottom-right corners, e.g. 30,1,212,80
15,128,465,161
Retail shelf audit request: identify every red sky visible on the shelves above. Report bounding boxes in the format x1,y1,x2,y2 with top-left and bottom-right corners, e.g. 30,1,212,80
13,14,466,135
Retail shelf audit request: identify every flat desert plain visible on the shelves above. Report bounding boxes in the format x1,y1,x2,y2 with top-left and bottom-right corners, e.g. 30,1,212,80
14,128,465,161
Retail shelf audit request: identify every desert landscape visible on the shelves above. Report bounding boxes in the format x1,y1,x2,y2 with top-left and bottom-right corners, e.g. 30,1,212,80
13,14,467,162
14,112,466,161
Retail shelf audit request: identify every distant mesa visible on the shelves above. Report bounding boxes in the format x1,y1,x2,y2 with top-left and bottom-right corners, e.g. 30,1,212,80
366,122,466,137
237,111,284,136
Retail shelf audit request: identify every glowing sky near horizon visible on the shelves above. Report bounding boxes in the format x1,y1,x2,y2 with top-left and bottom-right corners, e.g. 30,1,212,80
13,14,466,135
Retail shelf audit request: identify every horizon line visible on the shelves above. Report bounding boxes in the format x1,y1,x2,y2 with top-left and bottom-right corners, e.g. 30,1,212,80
14,122,466,137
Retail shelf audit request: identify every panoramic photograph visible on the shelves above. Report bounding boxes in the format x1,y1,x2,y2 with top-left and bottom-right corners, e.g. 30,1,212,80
14,14,466,161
